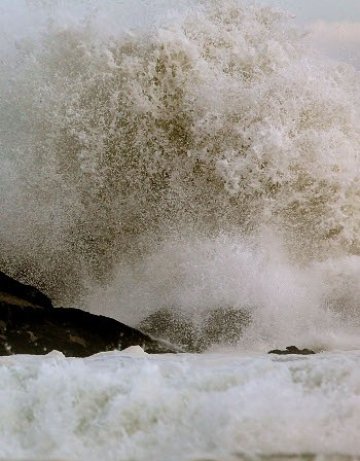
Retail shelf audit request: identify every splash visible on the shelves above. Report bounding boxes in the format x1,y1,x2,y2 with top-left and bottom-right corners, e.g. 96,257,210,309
1,0,360,350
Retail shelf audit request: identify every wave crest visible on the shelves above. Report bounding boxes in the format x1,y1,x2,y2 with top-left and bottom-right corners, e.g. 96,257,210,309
1,0,360,350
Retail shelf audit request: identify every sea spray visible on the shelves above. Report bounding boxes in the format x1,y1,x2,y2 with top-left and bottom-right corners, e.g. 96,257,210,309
1,0,360,350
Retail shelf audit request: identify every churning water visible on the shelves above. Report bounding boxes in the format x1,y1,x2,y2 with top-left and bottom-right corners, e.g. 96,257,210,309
1,348,360,461
0,0,360,458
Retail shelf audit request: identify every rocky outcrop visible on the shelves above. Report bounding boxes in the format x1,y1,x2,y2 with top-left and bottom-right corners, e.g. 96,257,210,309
0,271,53,310
268,345,316,355
0,271,178,356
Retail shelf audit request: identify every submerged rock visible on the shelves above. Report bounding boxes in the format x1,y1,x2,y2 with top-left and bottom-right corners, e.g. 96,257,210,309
0,271,178,356
268,346,316,355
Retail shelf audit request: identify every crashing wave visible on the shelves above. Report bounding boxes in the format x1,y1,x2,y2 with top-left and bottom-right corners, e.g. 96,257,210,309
1,0,360,350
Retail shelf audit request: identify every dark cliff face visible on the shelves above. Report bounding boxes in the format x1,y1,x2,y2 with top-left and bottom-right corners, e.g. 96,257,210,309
0,271,178,356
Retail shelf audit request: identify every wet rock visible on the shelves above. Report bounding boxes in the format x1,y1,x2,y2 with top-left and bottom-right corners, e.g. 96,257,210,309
0,271,53,309
268,345,316,355
0,271,178,356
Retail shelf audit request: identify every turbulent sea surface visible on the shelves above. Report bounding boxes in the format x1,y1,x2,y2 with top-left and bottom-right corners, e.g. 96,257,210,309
1,0,360,459
2,348,360,461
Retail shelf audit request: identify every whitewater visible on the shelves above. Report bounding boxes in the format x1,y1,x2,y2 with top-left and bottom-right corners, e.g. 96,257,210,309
1,0,360,459
0,348,359,461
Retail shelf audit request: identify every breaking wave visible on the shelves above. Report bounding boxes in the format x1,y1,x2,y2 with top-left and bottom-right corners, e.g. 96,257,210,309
1,0,360,350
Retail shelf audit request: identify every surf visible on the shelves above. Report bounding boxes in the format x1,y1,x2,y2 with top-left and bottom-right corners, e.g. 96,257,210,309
0,0,360,352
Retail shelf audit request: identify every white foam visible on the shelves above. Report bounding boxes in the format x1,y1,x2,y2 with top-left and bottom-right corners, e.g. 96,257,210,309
0,351,359,460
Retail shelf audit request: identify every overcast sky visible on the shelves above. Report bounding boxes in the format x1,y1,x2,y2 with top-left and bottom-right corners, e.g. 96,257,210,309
0,0,359,68
260,0,360,67
263,0,360,22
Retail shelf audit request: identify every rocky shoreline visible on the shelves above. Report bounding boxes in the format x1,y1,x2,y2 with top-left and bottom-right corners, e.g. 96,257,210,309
0,271,178,356
0,270,318,357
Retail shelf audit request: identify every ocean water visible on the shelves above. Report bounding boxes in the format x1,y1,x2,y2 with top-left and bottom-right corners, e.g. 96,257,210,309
1,348,360,461
1,0,360,458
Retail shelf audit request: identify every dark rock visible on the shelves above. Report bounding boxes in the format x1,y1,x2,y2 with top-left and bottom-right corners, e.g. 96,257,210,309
0,271,53,309
268,345,316,355
0,271,178,356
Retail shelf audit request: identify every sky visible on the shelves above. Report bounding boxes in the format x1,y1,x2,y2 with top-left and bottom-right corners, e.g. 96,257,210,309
0,0,359,68
265,0,360,22
261,0,360,67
